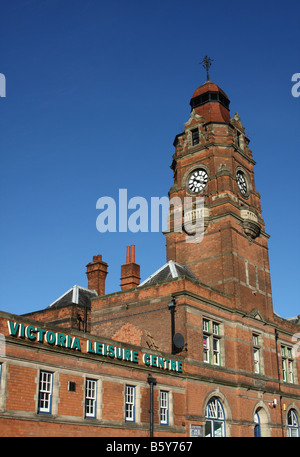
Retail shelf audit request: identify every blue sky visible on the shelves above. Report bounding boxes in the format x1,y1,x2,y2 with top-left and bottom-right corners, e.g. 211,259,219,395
0,0,299,319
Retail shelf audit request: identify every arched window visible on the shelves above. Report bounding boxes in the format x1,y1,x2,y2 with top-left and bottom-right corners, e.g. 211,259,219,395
287,409,299,437
253,406,271,437
205,397,225,437
254,412,261,437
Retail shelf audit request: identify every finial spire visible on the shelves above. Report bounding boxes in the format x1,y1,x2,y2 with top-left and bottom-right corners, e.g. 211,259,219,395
200,55,214,82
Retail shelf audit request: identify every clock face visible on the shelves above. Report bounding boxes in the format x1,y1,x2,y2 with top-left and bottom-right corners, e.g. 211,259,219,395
188,168,208,193
236,171,248,195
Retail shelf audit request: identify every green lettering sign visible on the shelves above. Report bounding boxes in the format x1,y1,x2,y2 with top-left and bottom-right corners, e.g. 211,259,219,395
46,331,56,344
71,337,81,351
95,342,102,355
132,351,138,363
36,328,46,343
8,321,19,336
6,320,183,373
108,345,115,358
26,326,36,341
87,339,95,353
56,333,66,348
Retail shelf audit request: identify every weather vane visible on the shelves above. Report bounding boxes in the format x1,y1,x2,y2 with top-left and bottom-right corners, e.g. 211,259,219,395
200,56,214,81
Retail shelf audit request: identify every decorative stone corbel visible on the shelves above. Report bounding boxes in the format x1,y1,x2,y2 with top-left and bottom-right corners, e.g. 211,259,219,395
240,209,261,239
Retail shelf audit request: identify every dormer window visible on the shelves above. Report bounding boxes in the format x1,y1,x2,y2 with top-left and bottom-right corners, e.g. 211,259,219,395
191,128,199,145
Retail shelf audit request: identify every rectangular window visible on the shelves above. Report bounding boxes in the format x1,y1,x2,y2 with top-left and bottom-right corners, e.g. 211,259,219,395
191,128,199,145
213,338,220,365
203,319,209,332
38,371,53,414
281,345,294,383
203,318,221,365
252,334,259,346
85,379,97,418
212,322,219,335
288,360,294,384
125,385,135,422
252,334,260,374
160,391,169,425
282,358,287,381
253,348,260,373
203,335,210,363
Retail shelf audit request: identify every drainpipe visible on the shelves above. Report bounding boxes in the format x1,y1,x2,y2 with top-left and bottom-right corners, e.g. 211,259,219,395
83,301,87,333
168,299,176,355
275,329,284,437
148,374,157,437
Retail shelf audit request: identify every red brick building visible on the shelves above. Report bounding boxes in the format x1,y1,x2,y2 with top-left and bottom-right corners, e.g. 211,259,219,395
0,74,299,437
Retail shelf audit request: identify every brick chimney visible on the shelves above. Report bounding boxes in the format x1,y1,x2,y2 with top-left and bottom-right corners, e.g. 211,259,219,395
120,245,140,291
86,255,108,296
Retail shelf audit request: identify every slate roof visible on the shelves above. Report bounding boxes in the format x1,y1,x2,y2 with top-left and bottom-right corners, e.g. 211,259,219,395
47,285,97,309
273,312,300,326
139,260,199,287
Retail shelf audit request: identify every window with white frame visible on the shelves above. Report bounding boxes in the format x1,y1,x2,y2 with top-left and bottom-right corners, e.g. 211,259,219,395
213,322,219,335
125,385,135,422
202,318,221,365
281,346,294,383
203,334,210,362
288,359,294,384
85,378,97,418
203,318,209,333
281,346,287,381
160,391,169,425
213,337,220,365
252,334,260,374
38,371,53,414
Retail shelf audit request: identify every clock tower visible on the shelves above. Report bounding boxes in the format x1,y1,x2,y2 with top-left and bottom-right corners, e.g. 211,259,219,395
166,63,273,320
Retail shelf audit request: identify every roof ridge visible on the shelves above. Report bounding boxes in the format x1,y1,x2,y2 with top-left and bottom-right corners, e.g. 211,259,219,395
139,260,198,287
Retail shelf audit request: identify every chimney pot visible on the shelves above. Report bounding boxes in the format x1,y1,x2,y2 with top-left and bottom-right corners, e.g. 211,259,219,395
131,244,135,263
126,246,130,263
120,245,140,291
